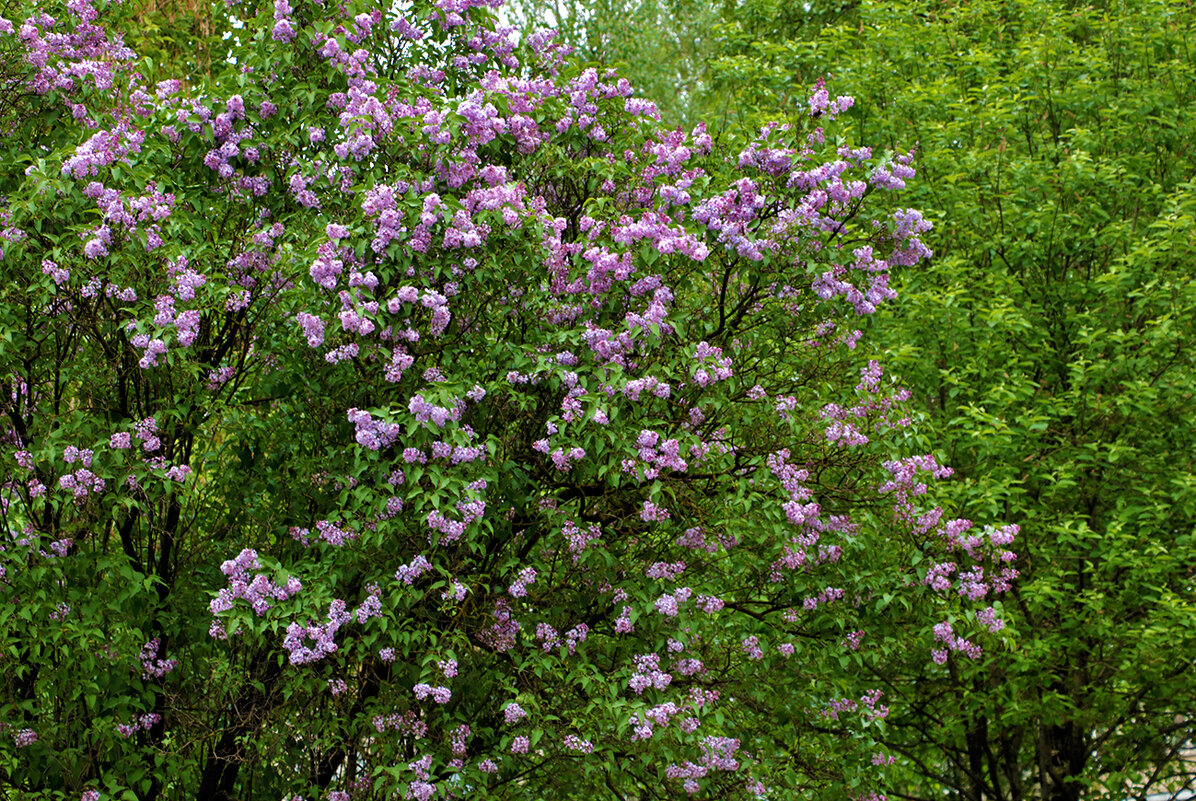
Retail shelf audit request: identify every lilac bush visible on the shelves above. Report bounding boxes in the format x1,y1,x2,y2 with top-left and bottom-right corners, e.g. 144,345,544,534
0,0,1014,798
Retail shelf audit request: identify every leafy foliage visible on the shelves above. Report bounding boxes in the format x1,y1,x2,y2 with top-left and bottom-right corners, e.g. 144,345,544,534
502,0,725,128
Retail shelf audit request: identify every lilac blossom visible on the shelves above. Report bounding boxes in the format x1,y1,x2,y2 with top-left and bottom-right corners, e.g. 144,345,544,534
1,6,1011,791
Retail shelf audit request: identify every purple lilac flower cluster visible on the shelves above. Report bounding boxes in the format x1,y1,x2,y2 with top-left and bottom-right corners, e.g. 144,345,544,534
139,638,177,680
116,712,161,738
0,0,1015,792
281,599,352,665
208,549,301,638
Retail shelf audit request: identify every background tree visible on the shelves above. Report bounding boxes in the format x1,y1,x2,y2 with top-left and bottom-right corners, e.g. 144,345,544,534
501,0,725,127
0,0,1011,799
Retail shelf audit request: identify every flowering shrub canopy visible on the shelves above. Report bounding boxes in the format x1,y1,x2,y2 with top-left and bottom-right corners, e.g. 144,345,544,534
0,0,1014,799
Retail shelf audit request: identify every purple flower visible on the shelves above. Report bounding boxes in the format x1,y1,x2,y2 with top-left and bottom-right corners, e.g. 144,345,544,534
977,606,1005,633
441,582,467,602
504,702,528,723
508,566,536,598
413,683,451,704
83,238,108,259
395,555,432,584
563,734,594,753
640,500,670,522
